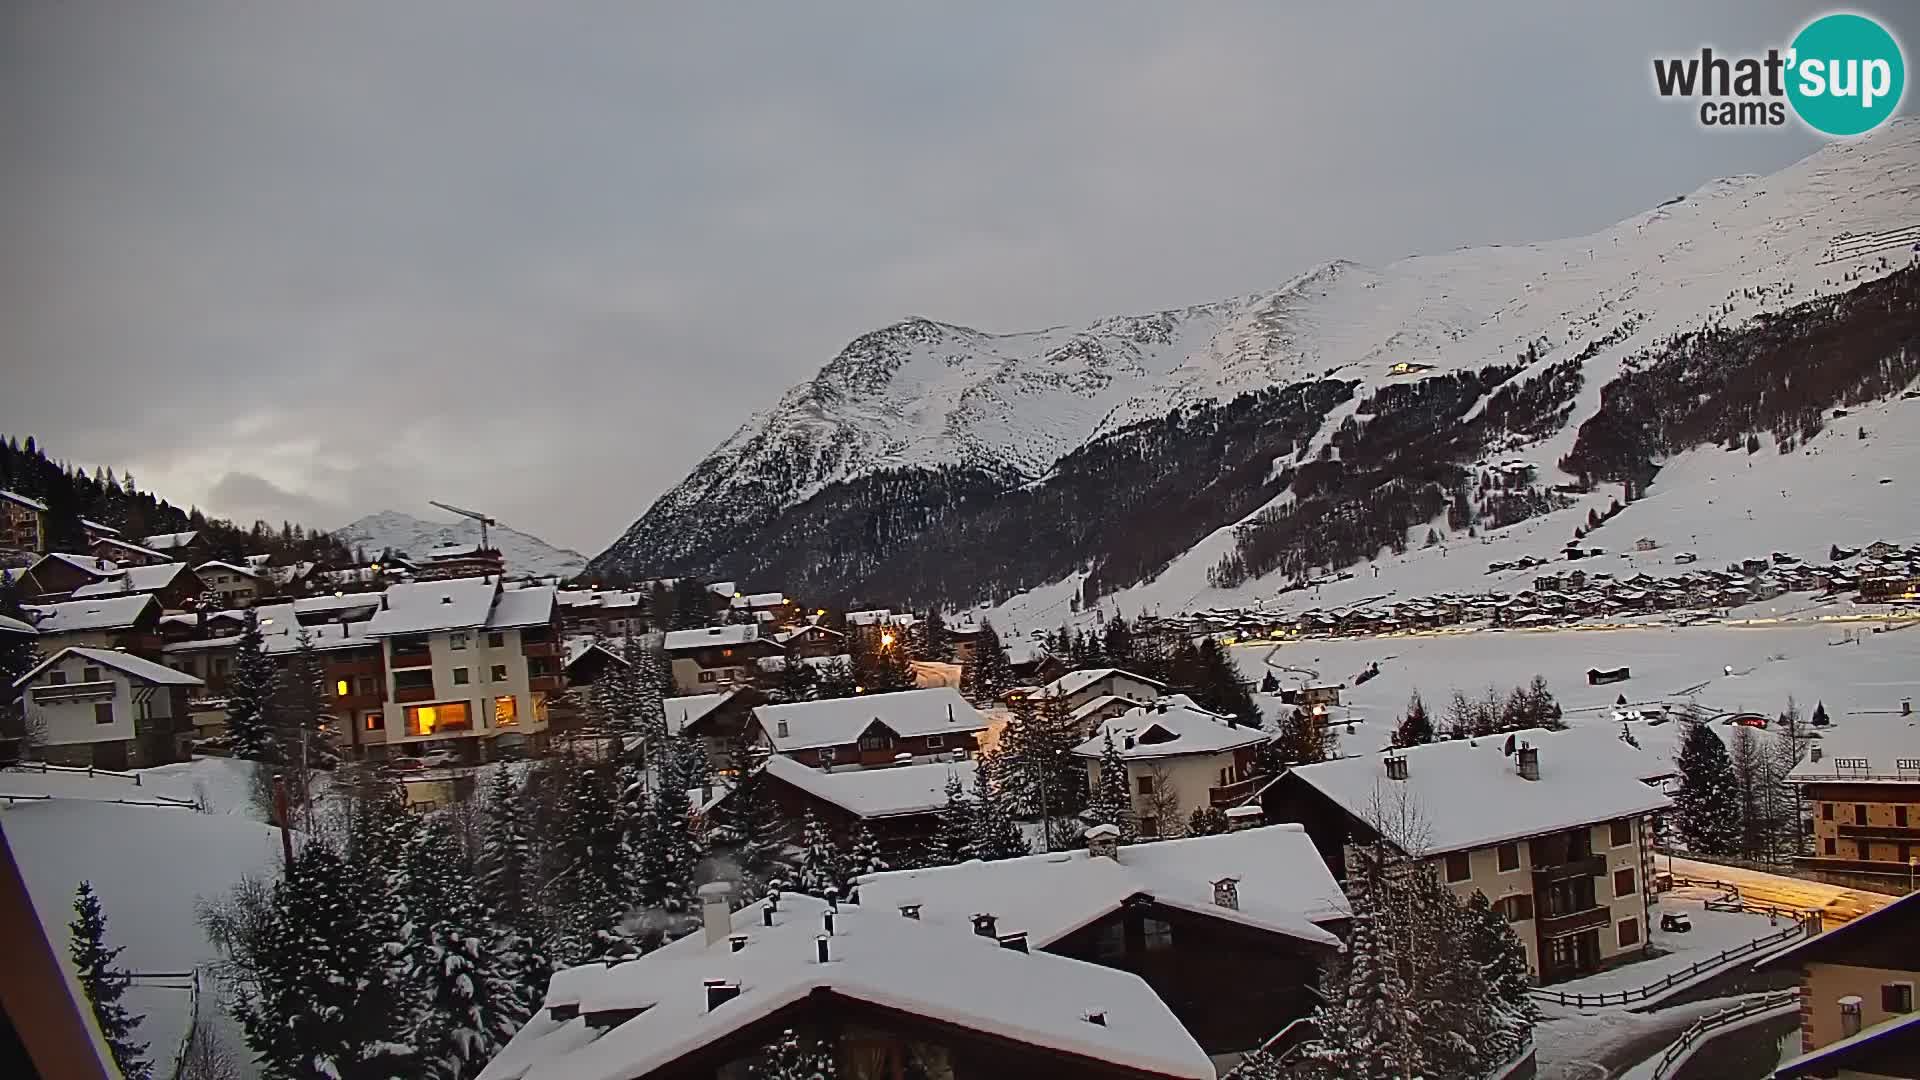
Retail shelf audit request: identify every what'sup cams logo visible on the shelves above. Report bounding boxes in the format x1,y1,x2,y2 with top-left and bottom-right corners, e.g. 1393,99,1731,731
1654,12,1905,136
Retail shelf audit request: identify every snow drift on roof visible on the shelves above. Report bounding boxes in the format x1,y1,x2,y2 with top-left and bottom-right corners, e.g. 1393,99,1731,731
363,577,499,636
487,585,557,630
754,687,988,752
1043,667,1168,699
70,561,190,598
661,623,763,651
1071,700,1268,760
760,754,978,818
22,594,156,633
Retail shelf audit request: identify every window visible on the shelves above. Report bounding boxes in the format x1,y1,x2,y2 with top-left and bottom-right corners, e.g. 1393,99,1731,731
699,671,717,684
1138,815,1160,838
358,676,377,695
93,702,114,725
364,712,382,731
487,632,505,649
1610,819,1633,847
1143,917,1173,951
1501,894,1534,922
83,666,102,683
494,696,518,727
1617,917,1640,948
491,665,509,682
1444,852,1471,883
1093,922,1125,961
1898,806,1910,828
212,657,231,674
452,667,470,686
1856,804,1869,826
48,670,66,685
1136,775,1154,796
1884,983,1915,1014
336,679,351,697
1497,843,1520,872
450,632,469,651
1614,867,1637,897
1825,837,1837,855
1822,803,1835,821
405,702,470,736
395,670,434,692
529,658,557,677
926,735,945,750
858,730,894,751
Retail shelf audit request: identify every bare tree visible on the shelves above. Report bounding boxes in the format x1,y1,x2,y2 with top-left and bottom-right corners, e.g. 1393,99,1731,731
1142,762,1182,839
176,1016,239,1080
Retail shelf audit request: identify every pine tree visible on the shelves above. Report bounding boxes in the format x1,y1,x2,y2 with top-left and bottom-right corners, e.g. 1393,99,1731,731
1674,723,1742,855
1193,637,1257,721
913,609,951,662
636,776,700,921
843,825,890,895
226,608,281,762
716,735,785,896
475,766,549,1020
959,620,1010,704
969,756,1031,861
795,811,846,898
69,882,151,1080
814,656,858,699
1085,730,1137,843
1811,700,1830,727
773,652,819,702
404,814,527,1080
750,1027,837,1079
1303,845,1420,1080
1101,615,1135,668
1186,806,1230,836
924,772,974,867
1395,692,1434,746
1461,890,1535,1064
1275,707,1329,764
996,693,1085,849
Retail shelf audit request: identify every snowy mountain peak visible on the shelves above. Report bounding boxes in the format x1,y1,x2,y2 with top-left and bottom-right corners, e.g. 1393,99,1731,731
338,510,586,580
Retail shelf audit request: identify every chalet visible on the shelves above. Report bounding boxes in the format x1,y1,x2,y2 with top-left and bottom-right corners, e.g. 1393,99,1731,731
140,530,207,562
1587,666,1631,686
19,553,124,601
856,824,1350,1055
561,638,626,687
87,535,170,567
1279,683,1345,708
1270,733,1670,984
13,646,201,769
1072,698,1272,838
1069,694,1148,733
665,686,766,770
753,687,989,769
662,623,784,694
556,588,648,638
0,489,47,552
774,620,846,660
946,623,985,665
749,753,979,860
195,561,263,607
1008,652,1069,688
486,889,1217,1080
69,562,204,612
21,595,164,657
1789,730,1920,894
731,590,797,625
1761,889,1920,1070
845,608,918,648
1040,668,1168,713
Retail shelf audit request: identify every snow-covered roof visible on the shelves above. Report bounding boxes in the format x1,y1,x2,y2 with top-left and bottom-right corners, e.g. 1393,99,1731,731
1284,731,1673,856
754,688,988,752
363,577,499,636
760,754,977,819
664,691,734,737
487,585,557,630
1788,720,1920,784
70,562,191,599
705,580,737,597
774,622,843,644
0,488,48,512
483,892,1213,1080
15,646,203,689
1042,667,1169,699
193,560,260,578
81,518,118,535
90,536,167,561
426,542,483,559
22,594,157,633
661,623,764,651
140,530,199,551
845,609,916,628
35,552,120,579
857,825,1348,950
0,613,36,635
1070,700,1268,760
1069,694,1149,723
730,591,788,609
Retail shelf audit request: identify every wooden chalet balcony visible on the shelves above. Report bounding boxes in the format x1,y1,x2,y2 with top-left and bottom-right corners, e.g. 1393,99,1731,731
394,685,437,704
529,674,566,693
1209,775,1266,808
521,641,561,659
1532,854,1606,885
30,681,116,704
1536,905,1610,939
389,648,433,669
1836,823,1920,841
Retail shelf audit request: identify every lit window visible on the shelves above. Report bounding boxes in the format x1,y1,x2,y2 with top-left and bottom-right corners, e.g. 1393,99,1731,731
491,665,508,682
364,712,381,731
495,696,518,727
336,680,351,697
406,702,471,736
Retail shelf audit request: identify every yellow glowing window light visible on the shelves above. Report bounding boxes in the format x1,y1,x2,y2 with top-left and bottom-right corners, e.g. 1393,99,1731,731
495,695,518,726
336,679,350,697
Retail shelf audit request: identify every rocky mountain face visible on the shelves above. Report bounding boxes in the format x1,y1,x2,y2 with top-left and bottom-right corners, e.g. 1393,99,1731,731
339,510,587,580
591,122,1920,614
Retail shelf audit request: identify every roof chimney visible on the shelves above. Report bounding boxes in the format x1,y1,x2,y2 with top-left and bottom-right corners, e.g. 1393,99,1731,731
815,934,831,963
698,881,733,946
1084,1011,1108,1027
823,910,835,936
776,718,789,738
1811,746,1823,762
899,903,922,920
997,932,1029,953
1518,744,1540,782
704,979,741,1011
1213,877,1240,911
971,913,998,938
1085,823,1121,859
1225,804,1264,831
762,905,775,927
729,934,748,953
1384,755,1409,781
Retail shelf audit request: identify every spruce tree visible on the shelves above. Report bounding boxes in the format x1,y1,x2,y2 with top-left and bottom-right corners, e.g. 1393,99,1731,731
404,815,527,1080
1395,692,1434,746
226,608,281,762
717,736,786,896
815,656,858,699
1085,730,1137,843
1276,707,1329,764
959,620,1010,704
969,756,1031,861
1193,637,1258,722
773,653,820,703
914,610,951,662
843,825,890,895
1186,806,1230,836
996,693,1085,849
1462,890,1536,1062
924,772,974,867
69,882,151,1080
636,776,700,922
1674,723,1742,855
1101,615,1135,668
1304,846,1420,1080
795,811,846,897
475,766,549,1020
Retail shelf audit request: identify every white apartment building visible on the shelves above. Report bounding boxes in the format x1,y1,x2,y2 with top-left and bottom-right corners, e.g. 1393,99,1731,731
1072,696,1271,838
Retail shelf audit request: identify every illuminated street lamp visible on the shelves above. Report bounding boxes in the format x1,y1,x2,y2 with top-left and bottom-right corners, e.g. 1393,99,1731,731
880,631,895,648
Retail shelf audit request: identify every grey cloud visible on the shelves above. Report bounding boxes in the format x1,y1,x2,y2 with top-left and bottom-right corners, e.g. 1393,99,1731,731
3,1,1914,552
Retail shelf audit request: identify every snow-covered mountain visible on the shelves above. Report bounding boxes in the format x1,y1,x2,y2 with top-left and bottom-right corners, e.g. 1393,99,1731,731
593,122,1920,617
339,510,587,580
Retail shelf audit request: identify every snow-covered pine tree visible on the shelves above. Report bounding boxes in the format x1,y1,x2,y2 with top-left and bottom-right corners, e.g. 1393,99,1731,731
1674,722,1741,855
815,656,858,699
404,814,527,1080
923,772,974,867
958,620,1010,704
716,732,786,896
773,652,820,702
1186,806,1230,836
1301,844,1421,1080
1462,890,1536,1063
997,692,1086,849
843,824,889,896
913,609,951,662
69,881,151,1080
1395,692,1434,746
476,765,550,1013
636,774,700,923
795,811,846,898
969,756,1031,861
1275,706,1329,764
749,1027,837,1080
1193,636,1258,722
1085,729,1137,843
225,608,281,762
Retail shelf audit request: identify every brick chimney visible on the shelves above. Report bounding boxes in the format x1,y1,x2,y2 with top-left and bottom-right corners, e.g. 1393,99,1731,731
1212,877,1240,911
1085,823,1121,859
971,913,997,938
1518,744,1540,782
1225,805,1264,831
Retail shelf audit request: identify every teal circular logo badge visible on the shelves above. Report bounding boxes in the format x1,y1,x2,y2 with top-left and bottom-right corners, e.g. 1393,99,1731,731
1787,13,1905,136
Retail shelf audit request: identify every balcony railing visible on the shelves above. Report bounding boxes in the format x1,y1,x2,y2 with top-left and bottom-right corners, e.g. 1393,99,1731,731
389,649,432,670
1209,775,1265,808
1536,905,1610,939
522,641,560,659
1532,854,1606,884
394,685,437,704
1834,822,1920,840
529,674,566,693
31,681,117,703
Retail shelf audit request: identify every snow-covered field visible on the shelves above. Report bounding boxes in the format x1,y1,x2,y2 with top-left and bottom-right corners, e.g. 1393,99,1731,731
1229,619,1918,750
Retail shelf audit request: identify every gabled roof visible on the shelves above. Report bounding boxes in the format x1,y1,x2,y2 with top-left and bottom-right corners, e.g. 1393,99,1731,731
0,489,48,512
774,623,844,644
759,754,978,819
1774,1011,1920,1079
1043,668,1169,699
1283,730,1673,856
481,893,1214,1080
664,691,735,737
0,613,36,636
140,530,200,551
363,578,499,636
661,623,766,651
754,688,988,753
487,586,557,630
90,536,168,561
70,562,192,599
730,591,788,609
22,594,158,633
14,646,203,690
1070,700,1268,760
32,552,120,581
193,560,261,579
857,825,1349,950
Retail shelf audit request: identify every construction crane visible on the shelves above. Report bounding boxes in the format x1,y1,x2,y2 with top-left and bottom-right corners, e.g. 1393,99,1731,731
429,500,498,551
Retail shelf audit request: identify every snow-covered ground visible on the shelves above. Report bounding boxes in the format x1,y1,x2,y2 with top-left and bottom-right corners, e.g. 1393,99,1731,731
1538,898,1788,1003
137,756,276,818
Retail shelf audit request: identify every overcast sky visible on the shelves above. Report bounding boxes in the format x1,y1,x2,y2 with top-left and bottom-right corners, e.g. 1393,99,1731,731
2,2,1911,553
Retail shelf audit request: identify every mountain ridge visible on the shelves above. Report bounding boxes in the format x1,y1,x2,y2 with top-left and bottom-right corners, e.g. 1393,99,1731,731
338,510,587,580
